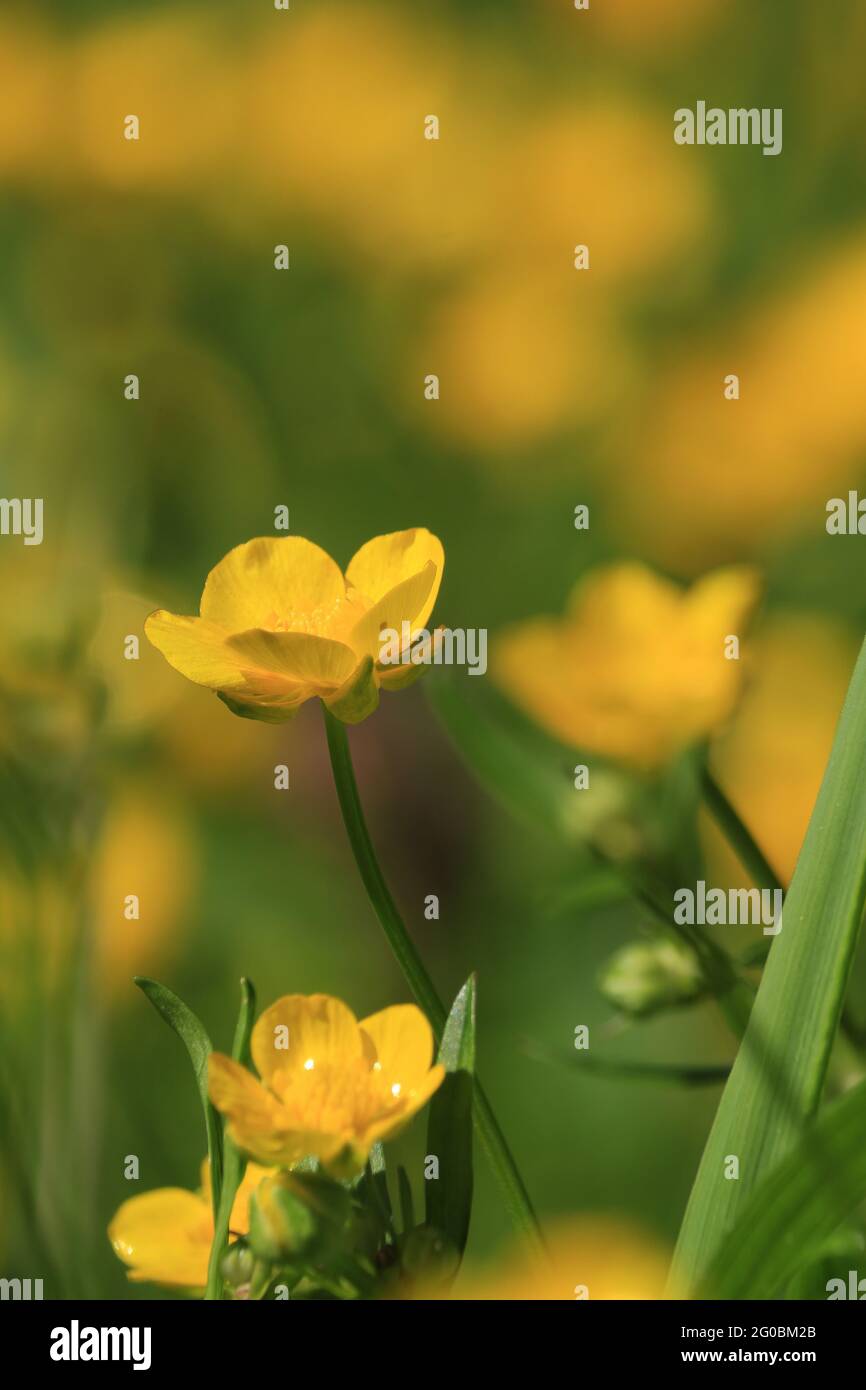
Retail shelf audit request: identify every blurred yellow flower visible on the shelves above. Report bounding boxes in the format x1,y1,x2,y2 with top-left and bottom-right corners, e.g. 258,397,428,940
434,1218,670,1300
250,8,494,270
611,237,866,569
145,530,444,725
704,615,859,886
208,994,444,1178
415,272,629,450
72,16,240,193
506,102,711,288
494,563,759,771
90,786,198,1000
109,1159,270,1289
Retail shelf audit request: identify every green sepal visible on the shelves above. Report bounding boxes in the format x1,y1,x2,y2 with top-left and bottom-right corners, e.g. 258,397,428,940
324,655,379,724
217,692,298,723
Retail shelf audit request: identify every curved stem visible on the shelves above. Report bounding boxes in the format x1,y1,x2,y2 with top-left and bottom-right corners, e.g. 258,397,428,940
702,769,784,893
322,706,543,1253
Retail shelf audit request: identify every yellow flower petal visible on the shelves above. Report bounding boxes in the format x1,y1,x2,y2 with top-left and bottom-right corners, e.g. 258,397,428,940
349,562,438,660
226,629,359,692
360,1064,445,1148
200,536,346,633
144,612,246,689
359,1003,436,1094
108,1188,212,1288
250,993,363,1087
684,565,760,642
495,562,760,771
345,528,443,629
566,562,681,636
208,1052,285,1129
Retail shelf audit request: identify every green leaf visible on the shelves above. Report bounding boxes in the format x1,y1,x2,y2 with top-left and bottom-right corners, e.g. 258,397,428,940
531,1043,730,1088
230,976,257,1068
671,636,866,1292
134,977,223,1220
425,975,476,1257
701,1076,866,1299
397,1166,415,1234
205,977,257,1300
426,672,574,839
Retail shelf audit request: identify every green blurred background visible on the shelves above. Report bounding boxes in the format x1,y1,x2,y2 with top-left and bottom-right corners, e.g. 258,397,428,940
2,0,866,1297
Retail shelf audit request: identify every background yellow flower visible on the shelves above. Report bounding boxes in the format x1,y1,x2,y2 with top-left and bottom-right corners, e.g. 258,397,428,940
494,563,760,770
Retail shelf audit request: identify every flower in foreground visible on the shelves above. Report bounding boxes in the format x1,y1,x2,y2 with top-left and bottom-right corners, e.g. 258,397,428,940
493,562,760,771
208,993,444,1178
108,1159,270,1289
144,529,444,724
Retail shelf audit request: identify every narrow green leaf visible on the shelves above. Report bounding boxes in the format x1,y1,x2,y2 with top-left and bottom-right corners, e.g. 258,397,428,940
134,977,223,1219
362,1143,395,1241
397,1166,415,1234
205,978,256,1300
671,636,866,1292
531,1043,730,1088
701,1077,866,1299
230,976,257,1067
425,975,476,1257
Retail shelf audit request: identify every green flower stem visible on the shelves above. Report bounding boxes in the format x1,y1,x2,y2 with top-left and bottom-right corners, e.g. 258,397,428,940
323,706,544,1255
204,978,256,1301
702,769,784,894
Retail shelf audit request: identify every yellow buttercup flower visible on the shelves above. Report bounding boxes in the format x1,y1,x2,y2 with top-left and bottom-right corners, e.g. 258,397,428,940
145,529,444,724
208,994,445,1178
108,1159,270,1289
494,563,759,772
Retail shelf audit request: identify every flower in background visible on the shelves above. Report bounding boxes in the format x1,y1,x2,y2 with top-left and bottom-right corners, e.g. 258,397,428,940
493,563,760,771
428,1218,671,1300
90,785,198,1000
145,530,444,725
109,1159,270,1289
505,102,710,289
208,993,444,1177
415,271,629,450
704,615,859,886
610,237,866,570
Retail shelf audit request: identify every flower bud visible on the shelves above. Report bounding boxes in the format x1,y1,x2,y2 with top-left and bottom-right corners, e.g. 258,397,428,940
400,1226,460,1286
599,939,704,1017
249,1171,350,1265
220,1239,256,1289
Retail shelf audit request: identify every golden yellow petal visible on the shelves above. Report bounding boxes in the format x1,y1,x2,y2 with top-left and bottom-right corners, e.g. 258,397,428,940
208,1052,286,1129
359,1003,436,1093
360,1064,445,1148
348,563,437,660
250,994,363,1087
226,629,358,691
345,529,444,625
684,565,761,642
567,562,682,637
200,536,346,634
108,1188,212,1288
144,611,246,689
